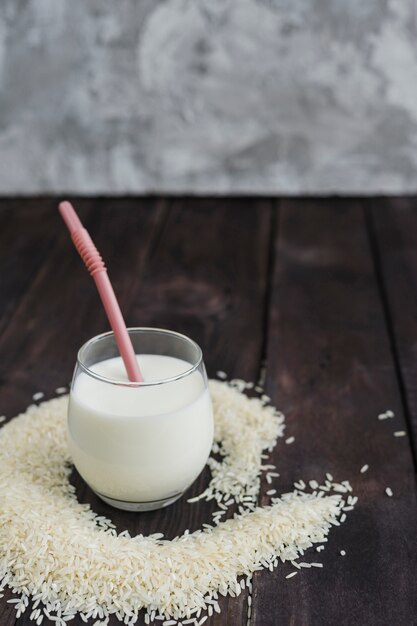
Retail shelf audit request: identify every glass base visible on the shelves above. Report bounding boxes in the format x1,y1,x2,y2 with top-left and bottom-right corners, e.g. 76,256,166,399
95,490,184,512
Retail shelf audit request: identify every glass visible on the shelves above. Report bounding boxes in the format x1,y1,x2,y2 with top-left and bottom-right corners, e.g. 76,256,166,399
67,328,213,511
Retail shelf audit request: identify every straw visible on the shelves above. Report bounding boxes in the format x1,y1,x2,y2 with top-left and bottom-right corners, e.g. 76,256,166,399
58,201,144,383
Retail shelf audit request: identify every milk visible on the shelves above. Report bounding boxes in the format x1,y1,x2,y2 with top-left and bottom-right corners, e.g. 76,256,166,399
67,354,213,506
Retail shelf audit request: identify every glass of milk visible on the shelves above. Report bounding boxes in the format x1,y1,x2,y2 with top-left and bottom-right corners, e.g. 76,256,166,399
67,328,214,511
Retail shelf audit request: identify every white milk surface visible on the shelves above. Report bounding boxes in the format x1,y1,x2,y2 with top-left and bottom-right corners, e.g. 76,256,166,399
67,355,213,503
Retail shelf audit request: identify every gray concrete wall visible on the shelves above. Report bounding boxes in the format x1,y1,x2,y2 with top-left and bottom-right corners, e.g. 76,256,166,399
0,0,416,195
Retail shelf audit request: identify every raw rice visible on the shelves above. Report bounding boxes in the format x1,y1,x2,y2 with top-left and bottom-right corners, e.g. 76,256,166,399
294,480,306,490
378,410,394,420
385,487,393,497
360,464,369,474
32,392,45,402
393,431,406,437
0,381,354,625
285,436,295,445
191,380,285,505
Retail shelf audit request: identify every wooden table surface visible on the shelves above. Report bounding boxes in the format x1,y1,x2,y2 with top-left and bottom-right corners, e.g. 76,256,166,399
1,198,417,626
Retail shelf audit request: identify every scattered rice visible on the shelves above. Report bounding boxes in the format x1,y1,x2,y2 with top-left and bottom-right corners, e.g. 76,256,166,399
294,480,306,490
0,415,6,423
266,489,276,496
332,484,348,493
360,464,369,474
0,382,354,624
378,410,394,420
347,495,358,506
285,572,298,579
340,550,346,556
216,371,227,380
32,392,45,402
385,487,393,497
393,431,406,437
285,436,295,445
55,387,67,395
191,380,285,505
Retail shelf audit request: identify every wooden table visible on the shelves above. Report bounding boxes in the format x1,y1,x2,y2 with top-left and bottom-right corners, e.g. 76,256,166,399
1,198,417,626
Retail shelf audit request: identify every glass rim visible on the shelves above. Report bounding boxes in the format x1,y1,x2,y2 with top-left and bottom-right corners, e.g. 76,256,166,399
77,327,203,387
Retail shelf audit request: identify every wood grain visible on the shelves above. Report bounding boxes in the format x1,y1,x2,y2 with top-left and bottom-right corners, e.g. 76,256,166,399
252,202,417,626
367,200,417,462
0,199,58,338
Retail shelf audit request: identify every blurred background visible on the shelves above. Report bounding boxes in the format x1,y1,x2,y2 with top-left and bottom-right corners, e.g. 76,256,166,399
0,0,416,196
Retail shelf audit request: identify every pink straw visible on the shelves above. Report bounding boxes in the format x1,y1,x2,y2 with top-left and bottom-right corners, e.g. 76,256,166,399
59,201,144,383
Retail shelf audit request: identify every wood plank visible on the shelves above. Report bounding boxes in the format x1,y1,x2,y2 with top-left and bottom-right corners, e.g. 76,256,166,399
0,199,273,626
0,198,59,338
368,199,417,459
251,202,417,625
79,198,273,626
